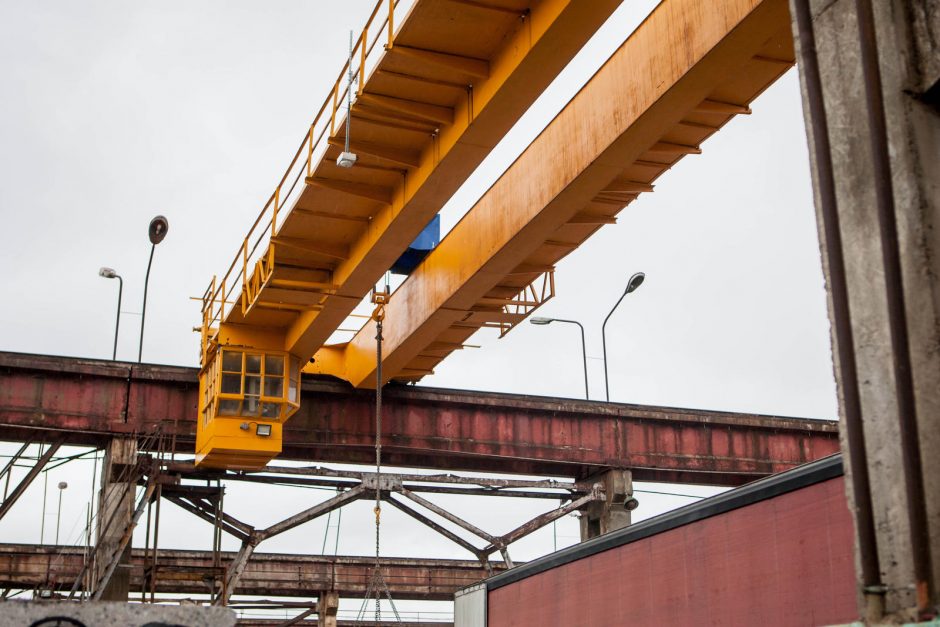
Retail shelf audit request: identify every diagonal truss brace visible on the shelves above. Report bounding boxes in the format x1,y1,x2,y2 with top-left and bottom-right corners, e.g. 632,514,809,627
216,485,366,605
384,494,485,560
0,439,63,521
398,487,499,546
480,490,600,556
164,494,254,543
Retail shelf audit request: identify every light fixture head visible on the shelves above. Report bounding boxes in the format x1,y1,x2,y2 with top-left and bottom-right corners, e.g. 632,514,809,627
336,151,358,168
99,267,117,279
58,481,68,490
148,215,169,245
530,317,554,326
625,272,645,294
256,423,272,437
624,496,640,511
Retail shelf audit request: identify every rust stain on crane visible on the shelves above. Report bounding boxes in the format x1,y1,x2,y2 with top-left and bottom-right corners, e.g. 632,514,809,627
313,0,797,388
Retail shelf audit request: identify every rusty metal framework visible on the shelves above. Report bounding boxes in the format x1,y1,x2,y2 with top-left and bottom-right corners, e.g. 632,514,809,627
0,352,841,622
0,543,498,602
0,352,841,484
0,441,601,619
172,460,602,592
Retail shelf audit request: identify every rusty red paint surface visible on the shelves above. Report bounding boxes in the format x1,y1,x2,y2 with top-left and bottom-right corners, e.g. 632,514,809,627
0,544,498,600
0,352,839,482
487,476,857,626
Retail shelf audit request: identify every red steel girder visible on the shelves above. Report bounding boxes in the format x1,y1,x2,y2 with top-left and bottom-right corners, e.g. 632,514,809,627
0,543,498,601
0,352,839,484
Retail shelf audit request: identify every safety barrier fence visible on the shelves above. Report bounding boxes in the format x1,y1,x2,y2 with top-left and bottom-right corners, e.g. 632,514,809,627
200,0,416,364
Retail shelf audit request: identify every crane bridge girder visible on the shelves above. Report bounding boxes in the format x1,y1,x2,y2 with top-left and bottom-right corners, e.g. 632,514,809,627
310,0,796,388
195,0,622,469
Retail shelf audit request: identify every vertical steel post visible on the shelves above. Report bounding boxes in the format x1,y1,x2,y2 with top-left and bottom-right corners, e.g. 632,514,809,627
138,245,155,363
54,482,66,546
602,273,644,401
111,275,123,360
601,292,627,403
40,447,48,544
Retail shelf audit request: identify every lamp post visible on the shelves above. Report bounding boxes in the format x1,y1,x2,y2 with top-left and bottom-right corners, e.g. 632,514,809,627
530,317,589,400
139,216,169,363
98,267,123,360
55,481,68,546
602,272,645,402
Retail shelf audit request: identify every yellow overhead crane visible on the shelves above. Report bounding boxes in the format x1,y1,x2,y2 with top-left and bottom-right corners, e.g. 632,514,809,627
195,0,621,469
197,0,797,470
310,0,797,388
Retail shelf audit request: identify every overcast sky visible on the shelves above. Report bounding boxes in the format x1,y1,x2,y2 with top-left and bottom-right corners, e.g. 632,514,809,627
0,0,837,616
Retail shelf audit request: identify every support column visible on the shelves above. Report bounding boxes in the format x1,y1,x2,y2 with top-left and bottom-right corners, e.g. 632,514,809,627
318,590,339,627
579,469,635,541
790,0,939,620
95,438,137,601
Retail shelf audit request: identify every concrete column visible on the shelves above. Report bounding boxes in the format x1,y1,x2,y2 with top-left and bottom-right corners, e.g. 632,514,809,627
790,0,939,620
318,590,339,627
579,469,635,541
95,438,137,601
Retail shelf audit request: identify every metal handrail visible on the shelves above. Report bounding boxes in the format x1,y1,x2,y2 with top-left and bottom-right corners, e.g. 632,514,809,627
200,0,407,348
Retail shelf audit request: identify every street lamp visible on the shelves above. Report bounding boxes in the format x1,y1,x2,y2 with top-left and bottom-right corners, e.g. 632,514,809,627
98,267,123,360
601,272,645,402
530,317,589,400
55,481,68,546
139,216,169,363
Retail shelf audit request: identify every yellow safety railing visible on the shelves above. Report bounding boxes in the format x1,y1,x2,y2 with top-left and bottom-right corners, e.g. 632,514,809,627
200,0,412,367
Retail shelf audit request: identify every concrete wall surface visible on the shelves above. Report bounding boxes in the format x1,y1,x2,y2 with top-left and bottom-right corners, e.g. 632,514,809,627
792,0,940,619
0,601,236,627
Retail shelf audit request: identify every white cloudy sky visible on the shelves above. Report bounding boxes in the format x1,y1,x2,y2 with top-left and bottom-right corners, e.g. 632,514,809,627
0,0,837,617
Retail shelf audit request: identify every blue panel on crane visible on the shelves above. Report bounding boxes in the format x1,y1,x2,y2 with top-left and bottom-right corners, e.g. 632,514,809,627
390,215,440,275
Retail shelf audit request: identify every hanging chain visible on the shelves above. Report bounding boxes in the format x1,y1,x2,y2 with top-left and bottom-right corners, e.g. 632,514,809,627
374,309,384,625
358,283,397,626
375,313,383,531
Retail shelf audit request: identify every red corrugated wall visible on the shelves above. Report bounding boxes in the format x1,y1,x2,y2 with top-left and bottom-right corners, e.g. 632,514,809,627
488,477,857,626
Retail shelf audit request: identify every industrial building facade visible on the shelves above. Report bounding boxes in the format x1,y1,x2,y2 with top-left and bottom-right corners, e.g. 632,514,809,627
456,456,857,626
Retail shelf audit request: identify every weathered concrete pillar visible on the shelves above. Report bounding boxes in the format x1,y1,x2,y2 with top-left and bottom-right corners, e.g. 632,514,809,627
790,0,939,620
95,438,137,601
579,469,635,541
318,590,339,627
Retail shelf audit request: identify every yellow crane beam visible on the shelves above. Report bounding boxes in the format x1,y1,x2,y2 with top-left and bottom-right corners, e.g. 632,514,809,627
310,0,796,388
209,0,620,351
195,0,621,468
283,0,622,360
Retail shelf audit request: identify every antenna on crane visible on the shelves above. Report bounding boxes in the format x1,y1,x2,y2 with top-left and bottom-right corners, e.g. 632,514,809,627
337,30,358,169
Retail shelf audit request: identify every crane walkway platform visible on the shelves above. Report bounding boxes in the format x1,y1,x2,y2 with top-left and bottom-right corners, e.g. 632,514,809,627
200,0,620,362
